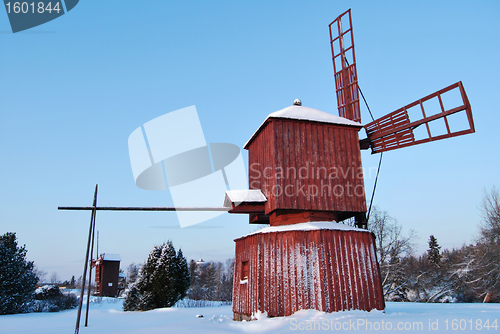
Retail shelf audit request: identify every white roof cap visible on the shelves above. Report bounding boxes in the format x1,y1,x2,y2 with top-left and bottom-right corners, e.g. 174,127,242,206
224,190,267,206
103,253,121,261
244,105,363,148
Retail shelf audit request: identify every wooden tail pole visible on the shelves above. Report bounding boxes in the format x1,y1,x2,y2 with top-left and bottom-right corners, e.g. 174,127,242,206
84,203,97,327
59,206,230,211
75,184,98,334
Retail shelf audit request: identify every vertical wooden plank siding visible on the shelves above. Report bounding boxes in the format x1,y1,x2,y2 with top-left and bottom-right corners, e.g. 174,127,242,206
95,261,120,297
233,228,385,318
293,121,305,211
247,118,366,219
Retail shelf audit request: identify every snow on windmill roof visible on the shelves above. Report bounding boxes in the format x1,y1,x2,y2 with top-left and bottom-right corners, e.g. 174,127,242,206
238,221,371,239
224,190,267,206
102,253,121,261
244,103,363,149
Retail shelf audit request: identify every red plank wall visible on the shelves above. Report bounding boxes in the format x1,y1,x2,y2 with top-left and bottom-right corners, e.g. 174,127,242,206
247,118,366,224
233,228,385,319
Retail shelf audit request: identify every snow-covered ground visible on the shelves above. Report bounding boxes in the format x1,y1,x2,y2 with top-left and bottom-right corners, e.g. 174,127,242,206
0,299,498,334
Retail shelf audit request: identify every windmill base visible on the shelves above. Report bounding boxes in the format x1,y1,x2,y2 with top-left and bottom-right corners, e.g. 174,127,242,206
232,224,385,320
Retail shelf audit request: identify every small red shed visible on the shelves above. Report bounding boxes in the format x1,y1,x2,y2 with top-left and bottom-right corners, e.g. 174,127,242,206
94,253,121,297
230,102,384,320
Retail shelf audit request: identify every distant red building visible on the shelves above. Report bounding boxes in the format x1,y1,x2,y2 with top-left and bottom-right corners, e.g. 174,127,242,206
94,253,121,297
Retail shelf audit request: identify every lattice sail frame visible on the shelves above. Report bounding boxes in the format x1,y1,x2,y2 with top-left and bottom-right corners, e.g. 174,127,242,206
364,82,475,153
329,9,361,123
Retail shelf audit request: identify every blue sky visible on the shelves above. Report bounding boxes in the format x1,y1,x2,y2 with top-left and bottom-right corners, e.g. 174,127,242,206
1,1,499,281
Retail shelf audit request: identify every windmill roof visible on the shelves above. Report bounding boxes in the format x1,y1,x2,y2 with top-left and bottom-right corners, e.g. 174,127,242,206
244,105,363,149
224,190,267,206
102,253,121,261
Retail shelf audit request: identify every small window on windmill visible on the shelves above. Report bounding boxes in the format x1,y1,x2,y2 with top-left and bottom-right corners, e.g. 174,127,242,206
108,283,113,287
241,261,249,282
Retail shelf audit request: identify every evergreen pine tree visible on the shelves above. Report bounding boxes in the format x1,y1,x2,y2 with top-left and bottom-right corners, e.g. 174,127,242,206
127,263,139,285
123,241,190,311
199,262,217,300
123,285,141,311
0,232,38,315
175,249,190,302
154,241,176,308
427,235,442,266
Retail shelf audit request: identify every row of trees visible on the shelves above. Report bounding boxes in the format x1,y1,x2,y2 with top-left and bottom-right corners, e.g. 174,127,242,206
35,271,84,289
125,186,500,307
4,187,497,315
119,187,500,309
123,255,235,311
369,187,500,303
187,258,234,302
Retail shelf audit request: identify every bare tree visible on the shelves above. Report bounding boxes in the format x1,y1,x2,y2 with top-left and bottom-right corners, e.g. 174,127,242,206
369,206,416,264
368,206,416,300
76,276,83,289
479,186,500,244
33,266,47,285
50,272,59,284
187,258,234,301
474,186,500,301
127,263,140,286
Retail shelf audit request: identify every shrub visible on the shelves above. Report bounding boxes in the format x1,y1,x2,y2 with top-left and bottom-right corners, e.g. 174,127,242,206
27,285,78,312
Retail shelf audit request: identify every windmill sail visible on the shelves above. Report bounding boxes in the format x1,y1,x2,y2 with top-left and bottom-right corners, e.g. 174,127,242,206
363,82,475,153
329,9,361,123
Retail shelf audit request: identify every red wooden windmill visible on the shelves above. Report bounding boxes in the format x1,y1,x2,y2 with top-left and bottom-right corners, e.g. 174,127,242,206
229,9,475,320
